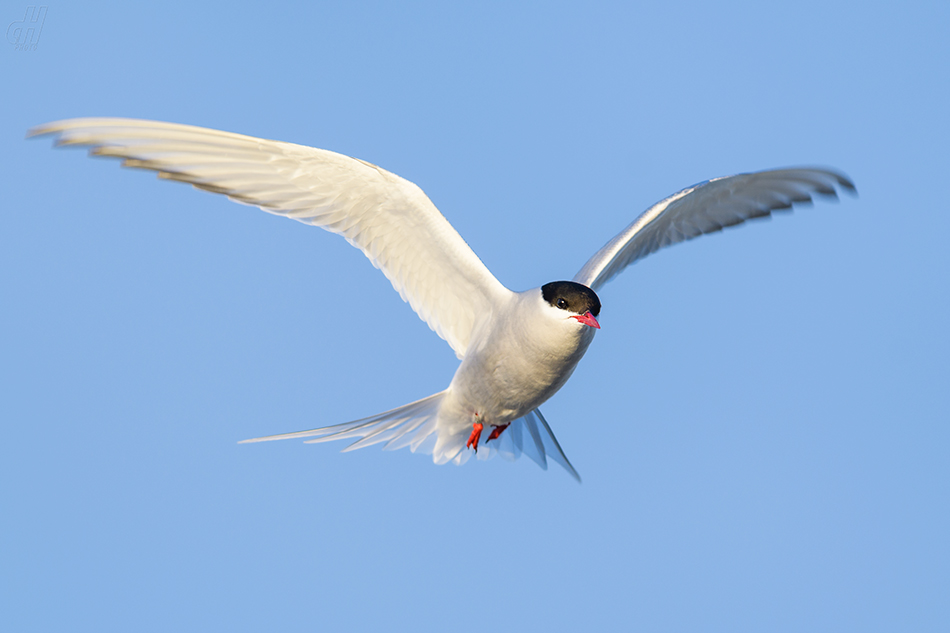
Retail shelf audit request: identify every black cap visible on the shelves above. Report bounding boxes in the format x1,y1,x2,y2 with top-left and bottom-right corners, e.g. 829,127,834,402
541,281,601,317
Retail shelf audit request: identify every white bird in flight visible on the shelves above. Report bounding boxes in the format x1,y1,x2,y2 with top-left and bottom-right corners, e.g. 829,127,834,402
30,118,855,480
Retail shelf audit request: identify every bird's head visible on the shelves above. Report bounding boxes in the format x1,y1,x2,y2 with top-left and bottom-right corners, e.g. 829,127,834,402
541,281,601,329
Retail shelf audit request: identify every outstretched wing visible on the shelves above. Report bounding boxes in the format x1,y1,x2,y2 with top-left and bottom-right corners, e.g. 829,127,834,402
29,118,511,358
573,168,856,291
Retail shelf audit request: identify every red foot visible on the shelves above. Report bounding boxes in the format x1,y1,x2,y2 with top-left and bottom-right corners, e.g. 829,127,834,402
466,422,484,452
487,423,510,442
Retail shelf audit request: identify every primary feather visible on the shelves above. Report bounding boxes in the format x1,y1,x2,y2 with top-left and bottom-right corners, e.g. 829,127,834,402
28,118,510,359
574,168,856,290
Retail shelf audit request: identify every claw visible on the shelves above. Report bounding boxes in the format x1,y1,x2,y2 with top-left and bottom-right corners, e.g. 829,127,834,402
466,422,484,452
487,423,510,442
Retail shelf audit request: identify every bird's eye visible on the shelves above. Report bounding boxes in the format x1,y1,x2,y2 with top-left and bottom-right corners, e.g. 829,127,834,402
557,298,568,309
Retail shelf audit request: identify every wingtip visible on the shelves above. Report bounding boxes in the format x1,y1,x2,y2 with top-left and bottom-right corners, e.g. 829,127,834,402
26,122,57,139
820,167,858,196
26,120,92,145
839,175,858,195
26,118,94,139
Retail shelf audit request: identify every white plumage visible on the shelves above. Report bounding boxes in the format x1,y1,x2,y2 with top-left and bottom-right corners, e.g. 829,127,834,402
30,118,855,480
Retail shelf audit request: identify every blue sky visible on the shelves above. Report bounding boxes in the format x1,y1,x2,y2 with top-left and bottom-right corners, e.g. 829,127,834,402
3,1,948,631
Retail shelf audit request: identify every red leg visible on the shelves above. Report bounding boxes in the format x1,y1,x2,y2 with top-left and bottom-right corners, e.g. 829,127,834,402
466,422,484,452
487,423,510,442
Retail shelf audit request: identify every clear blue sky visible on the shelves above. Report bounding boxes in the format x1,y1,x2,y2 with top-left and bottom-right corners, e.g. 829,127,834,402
3,1,948,631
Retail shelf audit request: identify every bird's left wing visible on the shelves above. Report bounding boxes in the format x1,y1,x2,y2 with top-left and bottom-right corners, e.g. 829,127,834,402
573,168,856,291
29,118,511,358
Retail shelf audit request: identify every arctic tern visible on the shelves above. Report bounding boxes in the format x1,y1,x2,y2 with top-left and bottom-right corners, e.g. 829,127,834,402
30,118,855,480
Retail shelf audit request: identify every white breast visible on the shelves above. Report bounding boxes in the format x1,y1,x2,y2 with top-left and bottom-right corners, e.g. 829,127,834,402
441,289,597,429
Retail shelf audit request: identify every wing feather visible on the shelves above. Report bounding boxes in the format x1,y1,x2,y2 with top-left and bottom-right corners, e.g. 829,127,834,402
30,118,511,358
574,168,856,291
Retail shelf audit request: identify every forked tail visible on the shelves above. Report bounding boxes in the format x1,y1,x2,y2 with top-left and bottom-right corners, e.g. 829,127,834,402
240,392,580,481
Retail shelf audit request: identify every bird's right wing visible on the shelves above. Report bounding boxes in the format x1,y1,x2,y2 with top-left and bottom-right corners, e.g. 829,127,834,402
29,118,511,358
573,168,856,291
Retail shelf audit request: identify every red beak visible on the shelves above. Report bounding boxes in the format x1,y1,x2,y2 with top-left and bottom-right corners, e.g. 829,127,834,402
572,311,601,329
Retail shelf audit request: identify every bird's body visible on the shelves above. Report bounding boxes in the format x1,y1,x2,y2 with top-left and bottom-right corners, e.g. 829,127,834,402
442,286,598,441
30,118,855,480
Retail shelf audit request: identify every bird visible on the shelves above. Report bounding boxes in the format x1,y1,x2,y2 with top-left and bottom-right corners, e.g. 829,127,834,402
29,118,855,480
